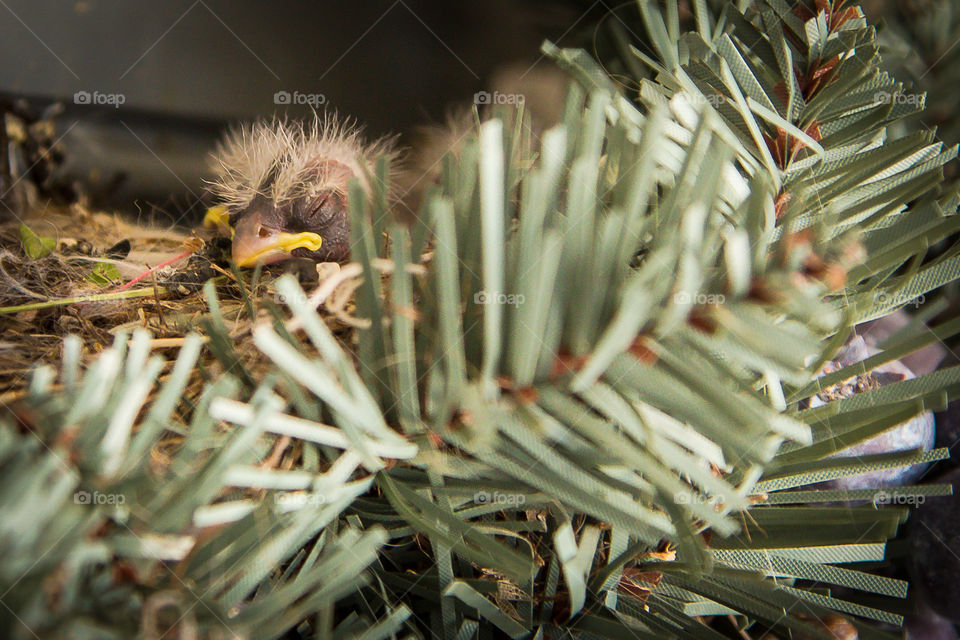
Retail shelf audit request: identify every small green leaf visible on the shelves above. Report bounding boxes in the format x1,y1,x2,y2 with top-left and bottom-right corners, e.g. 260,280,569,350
19,224,56,259
86,262,121,286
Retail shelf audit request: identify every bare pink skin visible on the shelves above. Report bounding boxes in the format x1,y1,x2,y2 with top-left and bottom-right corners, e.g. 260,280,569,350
231,159,355,267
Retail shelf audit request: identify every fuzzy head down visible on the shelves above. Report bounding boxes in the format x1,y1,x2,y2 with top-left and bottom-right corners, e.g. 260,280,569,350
208,112,399,265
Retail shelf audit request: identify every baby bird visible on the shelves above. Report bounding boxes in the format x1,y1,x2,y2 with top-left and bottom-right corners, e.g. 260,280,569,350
209,64,565,267
208,114,398,267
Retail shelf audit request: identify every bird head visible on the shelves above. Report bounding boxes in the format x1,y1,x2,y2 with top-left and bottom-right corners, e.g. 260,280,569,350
208,114,396,267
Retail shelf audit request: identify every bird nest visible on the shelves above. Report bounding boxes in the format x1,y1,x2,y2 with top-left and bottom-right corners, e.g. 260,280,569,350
0,203,380,404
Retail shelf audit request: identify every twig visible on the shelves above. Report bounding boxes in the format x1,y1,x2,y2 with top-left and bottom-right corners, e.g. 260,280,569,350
283,259,427,334
0,287,164,315
114,248,194,292
149,337,206,349
152,269,166,328
726,614,753,640
259,435,292,470
0,251,47,299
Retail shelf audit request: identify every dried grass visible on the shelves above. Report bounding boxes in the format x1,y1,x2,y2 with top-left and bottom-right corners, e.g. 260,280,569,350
0,201,379,433
1,203,232,396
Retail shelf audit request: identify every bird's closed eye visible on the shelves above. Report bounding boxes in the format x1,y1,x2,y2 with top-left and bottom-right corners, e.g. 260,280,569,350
299,189,345,227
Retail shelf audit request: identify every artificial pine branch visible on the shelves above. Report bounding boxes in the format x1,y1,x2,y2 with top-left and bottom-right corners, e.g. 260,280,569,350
3,1,960,639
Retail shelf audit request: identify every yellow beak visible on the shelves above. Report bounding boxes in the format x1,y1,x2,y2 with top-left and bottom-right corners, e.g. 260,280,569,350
231,212,324,267
203,205,234,236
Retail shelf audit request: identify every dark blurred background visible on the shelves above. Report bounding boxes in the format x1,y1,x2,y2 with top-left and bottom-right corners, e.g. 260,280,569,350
0,0,582,217
3,1,958,221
